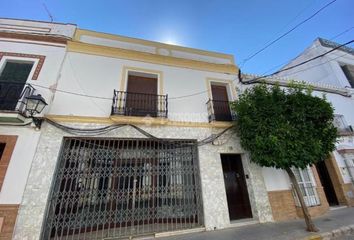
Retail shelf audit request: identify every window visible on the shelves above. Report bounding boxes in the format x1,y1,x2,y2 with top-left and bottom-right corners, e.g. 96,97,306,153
0,61,33,82
0,61,34,111
292,167,320,207
340,64,354,88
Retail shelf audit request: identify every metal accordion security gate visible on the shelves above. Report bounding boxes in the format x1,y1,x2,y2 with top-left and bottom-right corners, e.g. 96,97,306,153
41,138,203,240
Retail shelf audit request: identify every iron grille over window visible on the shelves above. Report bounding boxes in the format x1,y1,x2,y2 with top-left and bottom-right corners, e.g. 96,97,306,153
111,90,168,118
42,138,203,240
206,99,236,122
0,82,35,114
292,168,320,207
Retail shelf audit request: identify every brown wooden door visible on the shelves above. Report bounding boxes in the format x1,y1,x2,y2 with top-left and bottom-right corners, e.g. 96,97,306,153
126,75,158,116
221,154,252,220
211,85,232,121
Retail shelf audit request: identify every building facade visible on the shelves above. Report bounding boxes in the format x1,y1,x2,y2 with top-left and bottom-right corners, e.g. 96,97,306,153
0,19,353,240
0,19,76,239
6,22,274,240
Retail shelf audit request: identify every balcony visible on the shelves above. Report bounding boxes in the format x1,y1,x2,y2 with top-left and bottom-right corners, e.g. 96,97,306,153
0,82,35,123
333,114,353,136
207,99,236,122
111,90,168,118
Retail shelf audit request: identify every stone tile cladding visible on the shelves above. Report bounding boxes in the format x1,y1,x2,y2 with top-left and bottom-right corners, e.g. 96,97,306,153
13,122,273,239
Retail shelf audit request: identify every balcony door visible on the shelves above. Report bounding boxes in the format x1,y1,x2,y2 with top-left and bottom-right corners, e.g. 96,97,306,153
0,61,33,110
211,85,232,121
125,73,158,117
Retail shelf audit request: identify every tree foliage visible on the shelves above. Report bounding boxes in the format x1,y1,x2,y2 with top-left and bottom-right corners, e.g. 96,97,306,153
231,83,337,170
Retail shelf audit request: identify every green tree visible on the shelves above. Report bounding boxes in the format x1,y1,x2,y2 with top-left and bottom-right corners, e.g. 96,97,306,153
231,83,337,232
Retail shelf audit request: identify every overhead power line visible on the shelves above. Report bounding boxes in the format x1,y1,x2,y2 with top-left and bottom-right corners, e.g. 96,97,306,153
241,0,337,66
261,26,354,75
242,39,354,84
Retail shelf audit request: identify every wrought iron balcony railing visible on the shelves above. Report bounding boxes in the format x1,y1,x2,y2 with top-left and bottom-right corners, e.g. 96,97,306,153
207,99,236,122
0,81,35,115
333,114,353,135
111,90,168,118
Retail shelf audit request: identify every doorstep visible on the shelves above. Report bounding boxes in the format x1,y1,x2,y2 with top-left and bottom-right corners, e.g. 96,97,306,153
155,227,206,238
228,218,259,229
329,205,347,211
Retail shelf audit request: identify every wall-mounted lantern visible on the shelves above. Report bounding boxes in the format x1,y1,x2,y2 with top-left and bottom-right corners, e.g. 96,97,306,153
25,94,48,129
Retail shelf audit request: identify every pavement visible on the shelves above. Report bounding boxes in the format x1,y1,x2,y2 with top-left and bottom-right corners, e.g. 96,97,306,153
160,207,354,240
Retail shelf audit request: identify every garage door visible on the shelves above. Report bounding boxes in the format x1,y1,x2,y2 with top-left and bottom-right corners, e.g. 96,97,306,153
41,138,203,239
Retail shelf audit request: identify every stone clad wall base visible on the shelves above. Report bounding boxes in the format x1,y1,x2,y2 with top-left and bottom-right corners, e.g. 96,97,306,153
0,204,19,240
268,187,329,221
268,190,298,221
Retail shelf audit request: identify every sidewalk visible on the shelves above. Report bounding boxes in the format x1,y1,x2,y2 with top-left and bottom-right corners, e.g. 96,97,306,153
161,207,354,240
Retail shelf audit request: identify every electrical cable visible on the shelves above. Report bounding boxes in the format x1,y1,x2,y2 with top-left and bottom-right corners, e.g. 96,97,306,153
241,0,338,66
44,117,234,146
241,39,354,85
261,26,354,75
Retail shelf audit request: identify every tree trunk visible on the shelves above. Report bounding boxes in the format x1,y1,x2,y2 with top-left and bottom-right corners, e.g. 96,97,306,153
285,167,318,232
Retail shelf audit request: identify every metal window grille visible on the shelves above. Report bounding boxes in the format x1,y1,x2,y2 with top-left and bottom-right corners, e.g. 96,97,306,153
111,90,168,118
0,82,35,113
206,99,236,122
292,168,320,207
41,138,203,240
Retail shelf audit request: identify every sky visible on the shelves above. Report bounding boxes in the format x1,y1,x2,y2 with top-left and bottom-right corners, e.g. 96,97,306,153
0,0,353,75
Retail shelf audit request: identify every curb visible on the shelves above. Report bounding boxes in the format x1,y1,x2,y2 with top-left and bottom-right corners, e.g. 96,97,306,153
303,224,354,240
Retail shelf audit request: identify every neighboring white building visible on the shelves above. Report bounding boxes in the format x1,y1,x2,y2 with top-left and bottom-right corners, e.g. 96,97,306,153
275,38,354,210
278,38,354,88
1,19,353,240
240,74,354,222
0,18,76,239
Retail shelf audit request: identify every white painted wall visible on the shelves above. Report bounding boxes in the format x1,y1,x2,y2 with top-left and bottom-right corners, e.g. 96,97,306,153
78,33,233,65
262,168,291,191
0,127,40,204
0,39,69,117
277,39,354,88
0,20,75,204
49,52,237,122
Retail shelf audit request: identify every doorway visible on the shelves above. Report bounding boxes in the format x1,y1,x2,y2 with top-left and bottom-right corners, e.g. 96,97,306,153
221,154,252,221
125,72,158,117
315,160,339,206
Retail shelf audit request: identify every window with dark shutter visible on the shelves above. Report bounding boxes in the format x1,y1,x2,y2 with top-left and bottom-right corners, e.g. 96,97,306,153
0,61,33,82
0,61,34,110
340,64,354,88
